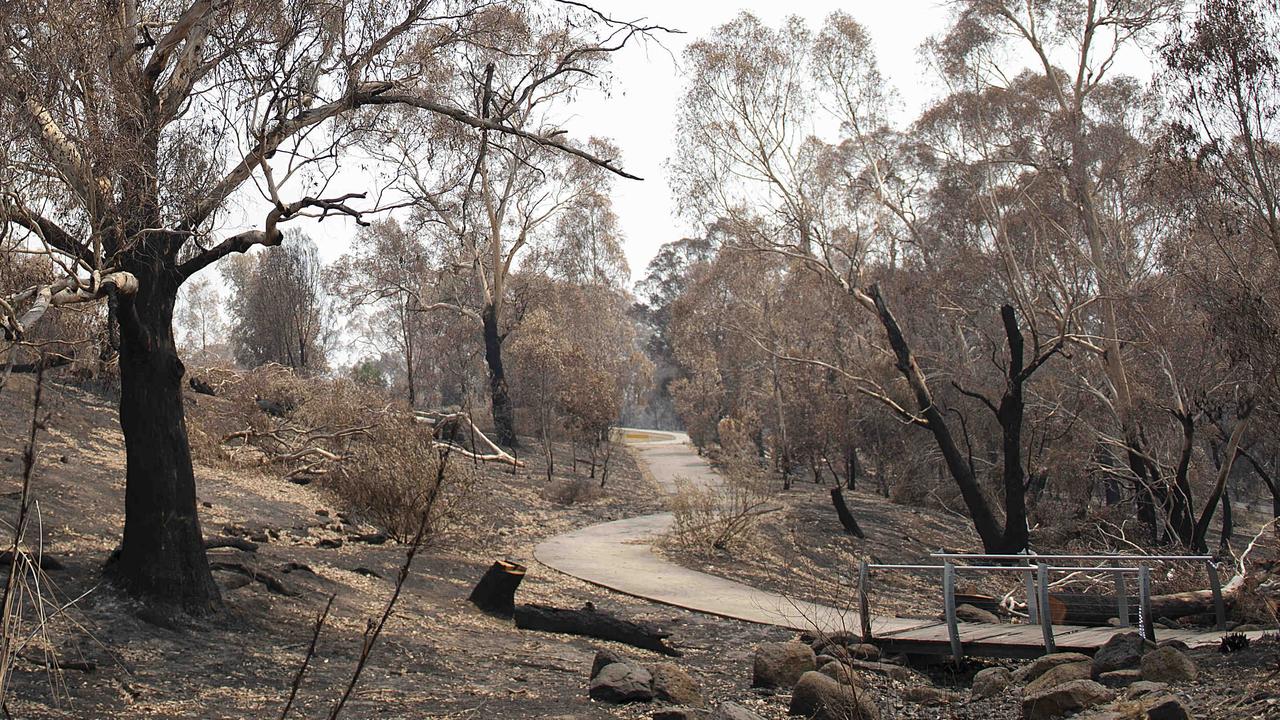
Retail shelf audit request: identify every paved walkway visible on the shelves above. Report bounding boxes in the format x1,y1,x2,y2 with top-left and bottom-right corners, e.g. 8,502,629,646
534,430,1266,653
533,429,923,635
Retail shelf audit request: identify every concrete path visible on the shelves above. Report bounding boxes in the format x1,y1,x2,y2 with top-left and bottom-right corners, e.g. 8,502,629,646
533,429,923,635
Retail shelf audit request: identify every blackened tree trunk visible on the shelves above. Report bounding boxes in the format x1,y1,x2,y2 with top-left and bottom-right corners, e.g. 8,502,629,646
105,262,222,614
868,286,1004,553
482,303,517,447
994,305,1031,554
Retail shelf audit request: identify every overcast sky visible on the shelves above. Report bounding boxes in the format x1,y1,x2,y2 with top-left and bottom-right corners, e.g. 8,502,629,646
561,1,952,284
287,2,952,286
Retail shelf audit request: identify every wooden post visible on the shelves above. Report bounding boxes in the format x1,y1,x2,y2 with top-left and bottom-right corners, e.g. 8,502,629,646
1207,561,1226,631
1037,563,1055,653
943,561,962,665
858,560,872,643
1138,564,1155,642
1112,559,1130,627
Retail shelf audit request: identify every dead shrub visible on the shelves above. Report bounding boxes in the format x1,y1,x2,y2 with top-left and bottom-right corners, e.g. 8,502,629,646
322,424,477,542
546,477,598,506
667,427,776,553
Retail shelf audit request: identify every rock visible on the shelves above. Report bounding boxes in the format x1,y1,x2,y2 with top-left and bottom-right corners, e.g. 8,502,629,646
591,649,630,679
1015,653,1092,683
589,663,653,704
846,658,924,683
711,702,765,720
1097,669,1142,687
1025,662,1093,695
848,643,879,661
788,671,875,720
654,708,710,720
815,654,837,667
972,667,1013,698
1156,639,1190,652
1021,679,1115,719
650,663,704,707
1139,647,1197,683
903,686,960,705
752,641,815,688
1139,694,1194,720
1091,632,1154,676
817,661,859,687
1124,681,1169,699
812,630,858,652
956,603,1001,623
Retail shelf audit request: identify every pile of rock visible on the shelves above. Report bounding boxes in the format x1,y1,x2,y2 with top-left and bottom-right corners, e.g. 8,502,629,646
588,648,766,720
989,632,1199,720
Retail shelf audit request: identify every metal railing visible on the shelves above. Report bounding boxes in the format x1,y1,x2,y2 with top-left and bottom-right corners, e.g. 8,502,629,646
855,552,1226,664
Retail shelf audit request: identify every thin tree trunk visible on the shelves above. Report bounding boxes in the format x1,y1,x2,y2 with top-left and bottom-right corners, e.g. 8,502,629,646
1192,416,1249,553
105,269,221,614
482,303,517,447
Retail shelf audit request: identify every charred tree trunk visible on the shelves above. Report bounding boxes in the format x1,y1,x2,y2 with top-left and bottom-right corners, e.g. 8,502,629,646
1168,412,1197,546
846,445,859,490
482,304,517,447
104,266,221,614
1238,447,1280,523
867,286,1004,553
1192,416,1249,553
830,487,865,538
995,305,1032,554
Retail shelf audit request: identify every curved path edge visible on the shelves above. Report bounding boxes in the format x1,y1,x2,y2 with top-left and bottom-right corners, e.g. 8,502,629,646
533,430,923,636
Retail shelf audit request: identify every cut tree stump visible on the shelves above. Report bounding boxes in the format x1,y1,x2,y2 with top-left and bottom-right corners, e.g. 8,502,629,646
513,603,681,656
831,487,866,538
468,560,527,616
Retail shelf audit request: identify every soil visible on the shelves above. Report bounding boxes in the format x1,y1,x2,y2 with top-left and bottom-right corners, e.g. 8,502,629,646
0,373,1277,719
0,374,788,719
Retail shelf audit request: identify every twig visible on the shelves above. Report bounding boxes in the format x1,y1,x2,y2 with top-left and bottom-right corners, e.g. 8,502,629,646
280,593,334,720
326,448,451,720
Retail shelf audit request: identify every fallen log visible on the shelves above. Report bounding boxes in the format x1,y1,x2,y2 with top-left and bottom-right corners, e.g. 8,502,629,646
1045,573,1244,625
468,560,527,616
514,603,681,656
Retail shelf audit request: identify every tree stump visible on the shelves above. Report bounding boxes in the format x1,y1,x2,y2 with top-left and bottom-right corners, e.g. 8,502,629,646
468,560,527,616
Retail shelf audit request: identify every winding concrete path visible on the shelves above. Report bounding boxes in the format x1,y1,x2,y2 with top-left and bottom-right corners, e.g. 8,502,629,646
533,429,921,635
534,430,1265,653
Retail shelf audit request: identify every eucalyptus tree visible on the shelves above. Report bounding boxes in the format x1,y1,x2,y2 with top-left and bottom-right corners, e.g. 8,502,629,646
362,10,638,446
0,0,647,613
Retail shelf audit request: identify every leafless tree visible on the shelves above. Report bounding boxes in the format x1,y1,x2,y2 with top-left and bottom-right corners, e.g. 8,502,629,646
0,0,651,613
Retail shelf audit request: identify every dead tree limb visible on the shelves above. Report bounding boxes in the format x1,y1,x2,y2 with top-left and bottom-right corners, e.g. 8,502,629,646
514,603,680,656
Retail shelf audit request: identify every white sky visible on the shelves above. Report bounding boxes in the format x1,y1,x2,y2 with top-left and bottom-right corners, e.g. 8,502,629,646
562,1,953,284
289,2,953,286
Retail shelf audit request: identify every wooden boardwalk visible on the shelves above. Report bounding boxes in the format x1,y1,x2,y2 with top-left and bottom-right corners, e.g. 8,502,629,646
870,619,1264,659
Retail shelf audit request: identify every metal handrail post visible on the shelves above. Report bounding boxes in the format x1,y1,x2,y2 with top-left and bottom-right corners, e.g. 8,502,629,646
943,561,962,664
1112,558,1130,627
858,560,872,643
1138,563,1155,642
1025,564,1039,625
1037,563,1055,653
1207,560,1226,631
